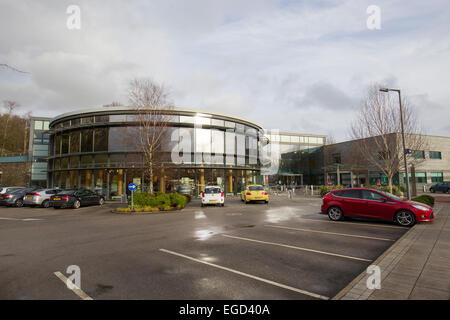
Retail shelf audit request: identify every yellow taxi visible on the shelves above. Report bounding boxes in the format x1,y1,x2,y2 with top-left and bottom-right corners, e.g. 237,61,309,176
241,184,269,204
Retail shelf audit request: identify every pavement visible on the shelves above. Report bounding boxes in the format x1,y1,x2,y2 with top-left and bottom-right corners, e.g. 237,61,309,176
0,194,407,300
335,195,450,300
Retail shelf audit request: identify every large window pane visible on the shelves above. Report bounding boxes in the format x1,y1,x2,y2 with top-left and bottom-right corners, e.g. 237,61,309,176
55,134,61,155
69,130,80,153
211,130,224,165
225,132,235,165
81,129,93,152
61,133,69,154
109,127,139,152
94,127,109,152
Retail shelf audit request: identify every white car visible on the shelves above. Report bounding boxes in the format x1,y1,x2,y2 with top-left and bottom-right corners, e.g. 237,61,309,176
201,186,224,207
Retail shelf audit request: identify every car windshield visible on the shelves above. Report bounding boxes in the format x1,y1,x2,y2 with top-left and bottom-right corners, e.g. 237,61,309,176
205,188,221,194
249,186,264,191
378,190,402,201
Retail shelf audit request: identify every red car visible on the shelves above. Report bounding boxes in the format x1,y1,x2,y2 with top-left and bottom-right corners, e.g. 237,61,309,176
320,188,434,227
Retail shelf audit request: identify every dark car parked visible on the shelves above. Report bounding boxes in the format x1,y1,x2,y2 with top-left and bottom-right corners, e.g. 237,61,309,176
321,188,434,227
50,189,105,209
430,182,450,193
0,187,37,207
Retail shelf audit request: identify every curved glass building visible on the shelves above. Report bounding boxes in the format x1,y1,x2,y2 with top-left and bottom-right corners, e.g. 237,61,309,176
48,107,264,200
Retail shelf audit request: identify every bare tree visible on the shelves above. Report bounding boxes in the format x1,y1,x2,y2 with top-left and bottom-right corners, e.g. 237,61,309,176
1,100,20,156
128,78,173,195
350,85,427,192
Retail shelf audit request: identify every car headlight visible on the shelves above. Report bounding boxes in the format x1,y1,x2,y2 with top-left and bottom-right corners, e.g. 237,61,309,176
412,204,429,211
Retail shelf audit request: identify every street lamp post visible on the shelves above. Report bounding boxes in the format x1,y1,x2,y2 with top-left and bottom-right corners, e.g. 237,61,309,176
379,88,411,200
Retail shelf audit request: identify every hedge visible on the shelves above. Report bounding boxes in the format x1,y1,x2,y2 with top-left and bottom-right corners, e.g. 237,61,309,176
127,192,188,210
412,195,435,208
320,185,344,197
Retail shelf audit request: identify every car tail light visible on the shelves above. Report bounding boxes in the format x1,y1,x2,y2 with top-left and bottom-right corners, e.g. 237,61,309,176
246,192,251,195
62,196,70,200
202,192,205,197
32,193,41,197
221,192,223,197
3,194,12,198
50,196,53,200
263,192,268,195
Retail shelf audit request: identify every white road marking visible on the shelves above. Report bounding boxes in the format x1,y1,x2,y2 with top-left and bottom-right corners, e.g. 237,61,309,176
159,248,329,300
265,224,395,242
0,217,42,221
297,217,408,229
54,271,93,300
222,234,371,262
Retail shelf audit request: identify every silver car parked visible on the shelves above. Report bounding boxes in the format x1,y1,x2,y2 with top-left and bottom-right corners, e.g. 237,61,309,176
0,186,25,194
23,188,59,208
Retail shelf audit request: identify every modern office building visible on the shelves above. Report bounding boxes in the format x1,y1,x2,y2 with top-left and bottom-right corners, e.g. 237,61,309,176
321,133,450,191
48,106,265,199
263,131,327,186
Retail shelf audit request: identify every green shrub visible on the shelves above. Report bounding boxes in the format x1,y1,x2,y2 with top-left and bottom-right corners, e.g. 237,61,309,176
319,185,344,197
128,192,188,210
412,195,435,208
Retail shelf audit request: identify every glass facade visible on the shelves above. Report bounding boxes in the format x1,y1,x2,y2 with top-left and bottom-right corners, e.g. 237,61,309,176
48,108,264,199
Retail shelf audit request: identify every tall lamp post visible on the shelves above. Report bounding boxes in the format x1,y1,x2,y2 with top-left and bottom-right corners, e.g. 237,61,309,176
379,88,411,200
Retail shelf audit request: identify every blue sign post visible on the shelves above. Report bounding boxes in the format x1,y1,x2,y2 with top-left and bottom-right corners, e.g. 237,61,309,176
128,183,137,212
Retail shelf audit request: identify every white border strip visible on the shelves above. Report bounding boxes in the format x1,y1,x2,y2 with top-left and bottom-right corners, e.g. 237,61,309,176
265,224,395,242
159,248,329,300
223,234,371,262
54,271,93,300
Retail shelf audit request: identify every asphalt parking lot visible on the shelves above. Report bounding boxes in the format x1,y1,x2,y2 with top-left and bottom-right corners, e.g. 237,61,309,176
0,195,410,300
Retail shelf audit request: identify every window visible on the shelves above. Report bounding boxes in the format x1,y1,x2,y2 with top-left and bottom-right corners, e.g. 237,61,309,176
55,134,61,155
415,172,427,183
70,156,80,168
431,172,443,183
71,118,81,126
95,115,109,123
429,151,442,159
43,121,49,130
61,134,69,154
81,129,93,152
94,127,109,152
211,119,224,127
82,117,94,124
80,155,93,168
332,153,341,164
34,121,43,130
362,190,385,201
280,135,291,143
412,150,425,159
69,131,80,153
338,190,361,199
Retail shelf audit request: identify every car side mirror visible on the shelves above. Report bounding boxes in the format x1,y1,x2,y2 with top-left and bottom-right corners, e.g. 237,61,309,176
380,197,388,202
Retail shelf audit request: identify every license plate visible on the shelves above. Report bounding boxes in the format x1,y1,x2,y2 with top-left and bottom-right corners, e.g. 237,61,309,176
210,200,217,202
53,198,61,201
26,196,33,199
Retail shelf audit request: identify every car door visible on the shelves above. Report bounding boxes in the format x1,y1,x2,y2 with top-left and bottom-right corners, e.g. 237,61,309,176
361,190,397,220
76,190,89,205
335,190,366,216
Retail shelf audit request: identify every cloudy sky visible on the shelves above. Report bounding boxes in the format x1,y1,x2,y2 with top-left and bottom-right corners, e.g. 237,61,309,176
1,0,449,141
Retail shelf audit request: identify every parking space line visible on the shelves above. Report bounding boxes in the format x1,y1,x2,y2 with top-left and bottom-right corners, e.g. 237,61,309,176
0,217,43,221
297,217,408,229
54,271,93,300
159,248,329,300
222,234,371,262
265,224,395,242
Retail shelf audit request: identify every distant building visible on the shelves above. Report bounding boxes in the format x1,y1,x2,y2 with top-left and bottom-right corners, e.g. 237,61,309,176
321,133,450,190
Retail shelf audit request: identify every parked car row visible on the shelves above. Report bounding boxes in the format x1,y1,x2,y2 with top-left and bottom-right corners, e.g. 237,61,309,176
0,186,105,209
